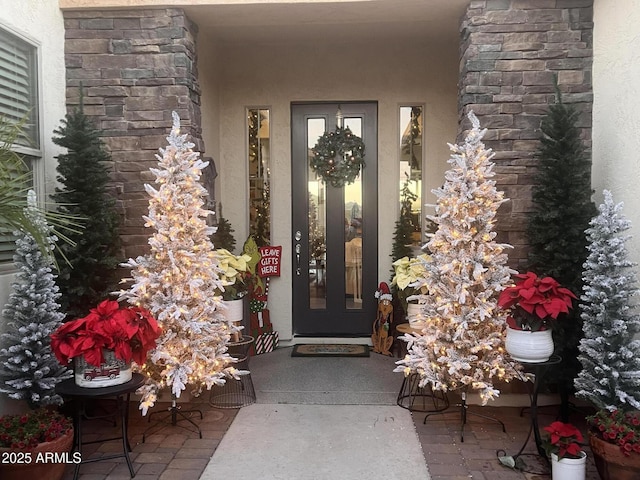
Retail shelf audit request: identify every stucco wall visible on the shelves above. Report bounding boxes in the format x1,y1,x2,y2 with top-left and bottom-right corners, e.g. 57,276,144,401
592,0,640,264
0,0,67,415
198,34,459,340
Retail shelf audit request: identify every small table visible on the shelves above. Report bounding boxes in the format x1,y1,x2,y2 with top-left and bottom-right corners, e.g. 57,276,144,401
57,373,146,480
210,336,256,408
395,323,450,413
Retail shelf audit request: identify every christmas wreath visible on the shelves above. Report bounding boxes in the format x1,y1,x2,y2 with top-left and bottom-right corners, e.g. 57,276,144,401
311,127,365,187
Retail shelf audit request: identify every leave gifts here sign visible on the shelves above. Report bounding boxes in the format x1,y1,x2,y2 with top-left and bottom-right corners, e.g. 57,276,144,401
258,246,282,277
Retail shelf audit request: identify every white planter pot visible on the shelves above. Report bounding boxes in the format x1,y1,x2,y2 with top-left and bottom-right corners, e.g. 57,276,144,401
74,349,132,388
551,451,586,480
222,299,244,322
223,299,244,341
407,302,426,328
505,327,554,363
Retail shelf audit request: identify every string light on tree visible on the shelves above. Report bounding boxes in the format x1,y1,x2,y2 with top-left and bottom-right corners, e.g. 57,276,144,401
119,112,242,414
395,111,520,404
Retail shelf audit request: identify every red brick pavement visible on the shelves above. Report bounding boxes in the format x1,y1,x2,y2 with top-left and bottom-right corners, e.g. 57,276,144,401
62,399,600,480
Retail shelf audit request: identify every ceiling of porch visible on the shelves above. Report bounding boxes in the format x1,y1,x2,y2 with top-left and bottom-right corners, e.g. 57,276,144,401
181,0,468,44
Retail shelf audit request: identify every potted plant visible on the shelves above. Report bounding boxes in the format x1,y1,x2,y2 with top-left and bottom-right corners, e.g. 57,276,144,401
575,191,640,479
0,409,75,480
587,409,640,479
541,420,587,480
390,253,430,327
497,271,576,363
214,248,252,341
50,299,160,388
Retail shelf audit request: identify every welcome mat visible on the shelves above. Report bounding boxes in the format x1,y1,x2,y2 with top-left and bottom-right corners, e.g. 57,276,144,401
291,344,370,357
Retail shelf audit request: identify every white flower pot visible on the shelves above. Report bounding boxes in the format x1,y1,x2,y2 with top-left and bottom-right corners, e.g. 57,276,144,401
222,299,244,322
551,451,587,480
505,327,554,363
223,299,244,342
407,302,426,328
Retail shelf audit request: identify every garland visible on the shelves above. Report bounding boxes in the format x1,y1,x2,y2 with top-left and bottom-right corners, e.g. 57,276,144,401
311,126,365,187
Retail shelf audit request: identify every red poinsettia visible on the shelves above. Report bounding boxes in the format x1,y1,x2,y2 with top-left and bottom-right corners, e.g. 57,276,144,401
542,421,585,460
51,300,161,366
498,271,577,331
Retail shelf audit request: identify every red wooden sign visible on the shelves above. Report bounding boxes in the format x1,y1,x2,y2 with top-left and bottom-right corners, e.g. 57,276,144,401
258,246,282,277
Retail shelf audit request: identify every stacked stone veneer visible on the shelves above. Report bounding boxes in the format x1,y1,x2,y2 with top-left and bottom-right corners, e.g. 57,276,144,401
63,8,202,259
459,0,593,269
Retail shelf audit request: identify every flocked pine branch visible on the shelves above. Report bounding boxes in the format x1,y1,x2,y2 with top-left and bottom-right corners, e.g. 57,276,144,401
0,191,71,407
575,190,640,411
119,112,242,414
394,111,519,404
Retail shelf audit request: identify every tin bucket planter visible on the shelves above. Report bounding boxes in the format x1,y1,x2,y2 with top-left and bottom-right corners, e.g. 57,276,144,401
74,349,132,388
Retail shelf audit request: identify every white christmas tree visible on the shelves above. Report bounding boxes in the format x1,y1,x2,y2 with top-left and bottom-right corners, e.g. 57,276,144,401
119,112,241,414
575,190,640,410
395,111,519,404
0,191,71,407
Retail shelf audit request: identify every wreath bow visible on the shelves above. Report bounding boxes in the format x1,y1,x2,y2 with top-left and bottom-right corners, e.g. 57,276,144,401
311,126,365,187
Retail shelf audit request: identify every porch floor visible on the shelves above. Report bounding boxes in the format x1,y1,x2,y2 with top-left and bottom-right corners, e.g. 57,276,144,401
62,346,600,480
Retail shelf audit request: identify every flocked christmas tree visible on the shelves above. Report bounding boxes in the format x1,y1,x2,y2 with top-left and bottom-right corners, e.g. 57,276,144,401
575,190,640,411
0,191,71,408
394,112,519,404
119,113,241,414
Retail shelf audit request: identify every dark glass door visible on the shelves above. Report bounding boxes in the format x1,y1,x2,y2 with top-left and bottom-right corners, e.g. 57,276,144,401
291,102,378,336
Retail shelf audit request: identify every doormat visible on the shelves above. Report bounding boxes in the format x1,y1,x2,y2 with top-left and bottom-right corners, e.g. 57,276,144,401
291,344,370,357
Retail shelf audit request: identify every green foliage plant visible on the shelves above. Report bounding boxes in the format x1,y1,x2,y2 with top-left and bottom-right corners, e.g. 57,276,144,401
52,97,121,319
526,80,597,418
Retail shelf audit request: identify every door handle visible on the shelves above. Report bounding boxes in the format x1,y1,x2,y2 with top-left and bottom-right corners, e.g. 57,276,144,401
294,231,302,276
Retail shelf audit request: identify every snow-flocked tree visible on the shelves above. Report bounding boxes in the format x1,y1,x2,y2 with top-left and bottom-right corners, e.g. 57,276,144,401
575,190,640,411
0,191,71,407
119,113,241,414
394,111,519,404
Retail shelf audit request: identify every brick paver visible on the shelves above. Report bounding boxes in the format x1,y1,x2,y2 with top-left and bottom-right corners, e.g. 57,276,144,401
62,397,600,479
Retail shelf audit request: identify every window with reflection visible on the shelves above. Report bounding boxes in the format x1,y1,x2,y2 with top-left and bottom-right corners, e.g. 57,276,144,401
248,108,270,245
399,106,423,246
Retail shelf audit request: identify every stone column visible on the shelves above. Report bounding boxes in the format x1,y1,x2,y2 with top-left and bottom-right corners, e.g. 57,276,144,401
458,0,593,268
63,8,203,259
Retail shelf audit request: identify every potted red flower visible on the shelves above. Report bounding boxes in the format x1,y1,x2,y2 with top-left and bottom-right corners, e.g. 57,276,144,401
587,409,640,479
51,300,160,387
498,271,576,332
498,272,576,363
542,421,587,480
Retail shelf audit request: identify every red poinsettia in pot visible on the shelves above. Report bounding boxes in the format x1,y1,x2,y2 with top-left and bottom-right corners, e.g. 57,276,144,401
542,421,587,480
51,300,160,388
498,271,576,363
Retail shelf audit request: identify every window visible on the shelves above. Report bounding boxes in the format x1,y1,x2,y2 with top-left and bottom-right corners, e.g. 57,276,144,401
0,27,38,149
0,26,40,265
247,108,271,245
399,105,424,247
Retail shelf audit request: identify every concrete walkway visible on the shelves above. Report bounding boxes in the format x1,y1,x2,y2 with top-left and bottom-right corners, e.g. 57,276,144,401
203,404,429,480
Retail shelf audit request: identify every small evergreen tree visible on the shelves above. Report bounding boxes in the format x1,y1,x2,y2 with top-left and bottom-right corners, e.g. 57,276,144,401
0,191,71,408
526,84,597,418
52,96,121,319
212,215,236,252
390,177,417,271
575,190,640,411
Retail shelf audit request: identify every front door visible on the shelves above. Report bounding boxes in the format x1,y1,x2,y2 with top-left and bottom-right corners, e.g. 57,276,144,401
291,102,378,336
